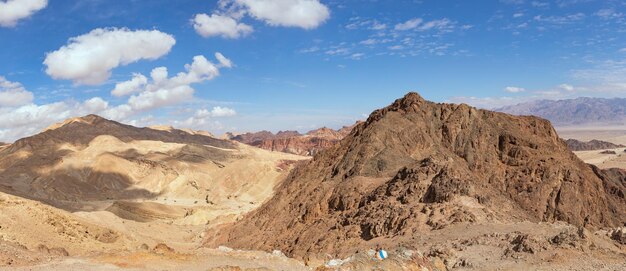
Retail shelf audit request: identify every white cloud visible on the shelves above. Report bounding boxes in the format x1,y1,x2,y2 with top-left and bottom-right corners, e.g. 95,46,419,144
111,73,147,97
447,96,518,109
394,18,453,32
395,18,423,31
595,9,622,20
44,28,176,85
350,53,364,60
419,18,452,31
0,76,33,106
194,0,330,39
0,54,233,142
197,107,237,118
0,0,47,27
504,86,525,93
176,107,237,129
111,53,231,114
448,83,587,109
370,21,386,30
236,0,330,29
0,98,110,142
558,84,575,92
215,52,234,68
192,13,253,39
127,86,195,111
533,13,585,25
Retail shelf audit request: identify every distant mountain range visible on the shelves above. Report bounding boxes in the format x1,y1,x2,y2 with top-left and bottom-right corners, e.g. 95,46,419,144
496,97,626,126
565,139,625,151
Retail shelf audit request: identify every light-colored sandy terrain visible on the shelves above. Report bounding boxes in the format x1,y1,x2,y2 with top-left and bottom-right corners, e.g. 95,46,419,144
557,126,626,169
573,147,626,169
0,117,312,269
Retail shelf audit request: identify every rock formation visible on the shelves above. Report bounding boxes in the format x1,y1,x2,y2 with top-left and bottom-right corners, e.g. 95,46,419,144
209,92,626,259
565,139,625,151
228,123,360,156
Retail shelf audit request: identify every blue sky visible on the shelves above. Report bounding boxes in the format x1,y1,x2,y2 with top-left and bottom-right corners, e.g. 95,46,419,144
0,0,626,141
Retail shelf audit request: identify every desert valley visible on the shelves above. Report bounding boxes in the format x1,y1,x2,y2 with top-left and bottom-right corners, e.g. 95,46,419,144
2,0,626,270
0,93,624,270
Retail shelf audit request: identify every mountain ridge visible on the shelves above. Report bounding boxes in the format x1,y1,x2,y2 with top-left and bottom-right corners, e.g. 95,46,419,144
497,97,626,126
227,122,361,156
208,92,626,259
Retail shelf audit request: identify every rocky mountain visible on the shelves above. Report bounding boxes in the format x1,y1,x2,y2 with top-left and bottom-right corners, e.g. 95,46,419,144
228,123,360,156
208,92,626,260
496,97,626,126
565,139,625,151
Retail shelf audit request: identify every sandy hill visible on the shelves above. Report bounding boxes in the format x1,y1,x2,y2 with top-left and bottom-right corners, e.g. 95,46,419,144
497,97,626,126
0,114,307,217
228,122,361,156
565,138,626,151
209,92,626,263
0,114,315,269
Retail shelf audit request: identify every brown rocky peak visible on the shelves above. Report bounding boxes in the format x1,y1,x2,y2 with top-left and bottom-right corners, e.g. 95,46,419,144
209,91,626,260
45,114,111,131
392,91,427,109
306,127,341,139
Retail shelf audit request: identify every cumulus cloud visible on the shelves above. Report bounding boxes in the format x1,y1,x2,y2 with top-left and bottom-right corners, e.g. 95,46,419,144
236,0,330,29
0,55,233,142
0,76,34,106
111,73,147,97
44,28,176,85
192,13,253,39
193,0,330,39
127,85,195,111
504,86,525,93
198,106,237,118
0,98,111,142
0,0,47,27
176,107,237,129
109,53,232,116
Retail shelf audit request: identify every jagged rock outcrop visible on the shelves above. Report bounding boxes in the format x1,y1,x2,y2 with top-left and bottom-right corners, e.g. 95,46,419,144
208,92,626,259
565,139,625,151
228,123,360,156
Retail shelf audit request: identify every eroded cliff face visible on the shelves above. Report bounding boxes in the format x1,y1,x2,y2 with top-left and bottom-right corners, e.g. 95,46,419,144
228,124,360,156
208,92,626,259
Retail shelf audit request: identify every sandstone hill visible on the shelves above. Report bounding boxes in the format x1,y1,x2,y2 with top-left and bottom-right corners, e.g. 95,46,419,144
228,123,360,156
0,114,306,216
497,97,626,126
210,92,626,260
565,138,626,151
0,115,317,269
